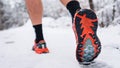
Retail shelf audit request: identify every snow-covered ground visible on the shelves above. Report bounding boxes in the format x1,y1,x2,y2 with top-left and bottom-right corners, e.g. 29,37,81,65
0,18,120,68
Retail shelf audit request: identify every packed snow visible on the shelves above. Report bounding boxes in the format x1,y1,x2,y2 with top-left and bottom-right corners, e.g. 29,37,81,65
0,17,120,68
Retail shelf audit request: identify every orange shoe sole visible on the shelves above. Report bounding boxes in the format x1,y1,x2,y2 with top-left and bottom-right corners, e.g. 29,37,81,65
73,9,101,63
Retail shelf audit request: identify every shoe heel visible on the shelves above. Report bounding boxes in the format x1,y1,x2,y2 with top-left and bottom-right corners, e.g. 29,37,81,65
83,38,95,62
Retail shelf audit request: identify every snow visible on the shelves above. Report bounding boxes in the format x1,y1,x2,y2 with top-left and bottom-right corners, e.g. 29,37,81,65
0,17,120,68
1,0,120,30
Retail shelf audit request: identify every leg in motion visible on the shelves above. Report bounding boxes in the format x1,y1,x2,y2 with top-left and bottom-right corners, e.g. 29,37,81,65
60,0,101,64
25,0,49,54
60,0,81,19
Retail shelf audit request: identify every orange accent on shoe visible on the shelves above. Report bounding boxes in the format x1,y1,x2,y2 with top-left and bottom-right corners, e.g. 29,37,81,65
76,14,98,58
72,12,79,45
35,48,49,54
33,40,49,54
33,40,46,50
72,9,102,62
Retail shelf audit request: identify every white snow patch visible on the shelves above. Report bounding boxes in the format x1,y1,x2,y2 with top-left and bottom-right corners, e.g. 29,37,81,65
0,18,120,68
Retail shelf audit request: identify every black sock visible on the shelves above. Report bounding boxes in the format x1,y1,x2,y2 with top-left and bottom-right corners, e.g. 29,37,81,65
66,1,81,20
33,24,44,43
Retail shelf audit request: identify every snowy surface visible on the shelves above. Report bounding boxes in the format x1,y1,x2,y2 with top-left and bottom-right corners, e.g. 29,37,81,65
0,18,120,68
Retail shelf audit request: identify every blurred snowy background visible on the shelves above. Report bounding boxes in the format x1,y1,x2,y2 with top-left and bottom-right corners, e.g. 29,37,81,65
0,0,120,30
0,0,120,68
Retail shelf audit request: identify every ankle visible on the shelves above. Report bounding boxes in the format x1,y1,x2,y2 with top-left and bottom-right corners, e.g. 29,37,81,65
35,40,46,44
66,1,81,18
33,24,45,43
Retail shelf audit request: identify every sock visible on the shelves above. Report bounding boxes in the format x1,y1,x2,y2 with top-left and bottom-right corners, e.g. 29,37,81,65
33,24,44,43
66,1,81,20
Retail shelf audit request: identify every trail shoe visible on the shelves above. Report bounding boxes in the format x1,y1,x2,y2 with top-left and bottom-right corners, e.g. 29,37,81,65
72,9,101,64
32,40,49,54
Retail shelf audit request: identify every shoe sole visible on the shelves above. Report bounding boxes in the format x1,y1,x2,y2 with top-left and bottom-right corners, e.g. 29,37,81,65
32,46,49,54
73,9,101,63
79,61,95,65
